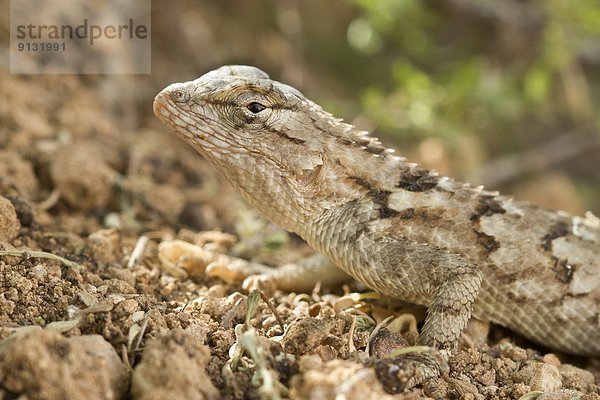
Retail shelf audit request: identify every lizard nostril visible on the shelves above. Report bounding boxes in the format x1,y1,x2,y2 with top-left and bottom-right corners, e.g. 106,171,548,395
170,89,191,103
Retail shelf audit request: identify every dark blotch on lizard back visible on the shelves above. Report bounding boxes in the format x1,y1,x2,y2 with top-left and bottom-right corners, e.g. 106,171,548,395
398,207,444,223
50,342,71,358
474,230,500,253
552,258,574,283
348,175,372,191
543,220,574,284
470,195,504,253
398,208,415,219
397,168,438,192
470,195,506,222
542,220,570,251
368,189,399,219
379,207,399,219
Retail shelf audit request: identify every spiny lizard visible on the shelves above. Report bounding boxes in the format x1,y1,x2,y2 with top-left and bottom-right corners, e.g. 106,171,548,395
154,65,600,361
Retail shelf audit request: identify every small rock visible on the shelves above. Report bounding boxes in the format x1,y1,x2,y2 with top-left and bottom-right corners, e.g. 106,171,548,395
106,278,136,294
281,317,340,356
0,152,39,197
0,329,129,400
131,329,218,400
515,362,562,392
144,183,187,221
108,266,136,286
0,195,21,241
120,299,140,314
501,344,528,362
558,364,595,391
84,229,121,264
369,328,409,359
314,345,338,362
206,284,226,298
50,143,115,210
543,353,562,367
464,318,490,345
4,195,35,227
292,357,396,399
537,390,584,400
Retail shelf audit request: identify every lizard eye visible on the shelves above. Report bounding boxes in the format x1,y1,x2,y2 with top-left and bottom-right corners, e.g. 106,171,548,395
246,102,266,113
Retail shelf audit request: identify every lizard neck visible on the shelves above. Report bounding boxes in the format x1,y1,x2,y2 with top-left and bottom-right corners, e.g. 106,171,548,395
207,153,317,231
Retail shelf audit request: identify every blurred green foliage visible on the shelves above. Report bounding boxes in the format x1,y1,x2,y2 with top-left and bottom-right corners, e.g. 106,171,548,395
346,0,600,155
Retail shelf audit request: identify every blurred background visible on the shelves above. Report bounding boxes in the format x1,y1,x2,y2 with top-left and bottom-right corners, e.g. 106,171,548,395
1,0,600,235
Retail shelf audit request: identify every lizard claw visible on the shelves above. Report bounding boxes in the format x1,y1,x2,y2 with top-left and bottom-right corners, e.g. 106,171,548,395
374,350,444,393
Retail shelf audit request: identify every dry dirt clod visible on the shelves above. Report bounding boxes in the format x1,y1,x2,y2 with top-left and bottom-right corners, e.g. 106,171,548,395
0,195,21,242
0,152,39,198
0,329,129,400
50,142,116,211
3,195,35,227
142,183,188,221
281,317,342,357
291,356,398,400
558,364,596,391
131,328,219,400
84,228,122,265
514,362,562,392
369,327,409,359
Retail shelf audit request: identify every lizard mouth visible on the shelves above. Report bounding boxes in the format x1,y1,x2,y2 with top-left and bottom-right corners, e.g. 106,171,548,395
152,91,166,119
153,88,176,123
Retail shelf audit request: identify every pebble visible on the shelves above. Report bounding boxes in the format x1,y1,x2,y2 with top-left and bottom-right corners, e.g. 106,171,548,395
515,362,562,392
131,329,218,400
0,329,129,400
50,143,115,210
0,195,21,242
84,228,121,264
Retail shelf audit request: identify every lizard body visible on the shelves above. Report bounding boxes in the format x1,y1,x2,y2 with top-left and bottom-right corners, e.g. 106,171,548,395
154,65,600,356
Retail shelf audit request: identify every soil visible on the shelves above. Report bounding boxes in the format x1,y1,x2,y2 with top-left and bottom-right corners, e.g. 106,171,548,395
1,3,600,399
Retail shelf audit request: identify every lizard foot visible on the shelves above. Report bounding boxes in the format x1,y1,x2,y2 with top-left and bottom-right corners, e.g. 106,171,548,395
373,349,446,394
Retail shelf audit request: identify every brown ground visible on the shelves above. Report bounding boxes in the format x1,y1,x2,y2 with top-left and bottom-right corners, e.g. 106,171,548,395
1,2,600,398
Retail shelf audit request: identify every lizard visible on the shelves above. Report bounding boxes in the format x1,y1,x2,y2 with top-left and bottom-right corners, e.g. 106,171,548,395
153,65,600,376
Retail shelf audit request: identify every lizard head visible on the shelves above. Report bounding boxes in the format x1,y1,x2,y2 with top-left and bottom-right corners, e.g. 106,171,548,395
153,65,330,166
154,65,394,229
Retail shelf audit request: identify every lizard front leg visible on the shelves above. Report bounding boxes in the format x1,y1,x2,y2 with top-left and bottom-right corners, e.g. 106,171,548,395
350,235,483,352
421,263,482,351
309,197,484,353
344,235,483,391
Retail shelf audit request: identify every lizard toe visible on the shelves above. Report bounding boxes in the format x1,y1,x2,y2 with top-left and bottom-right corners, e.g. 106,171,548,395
373,349,445,394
